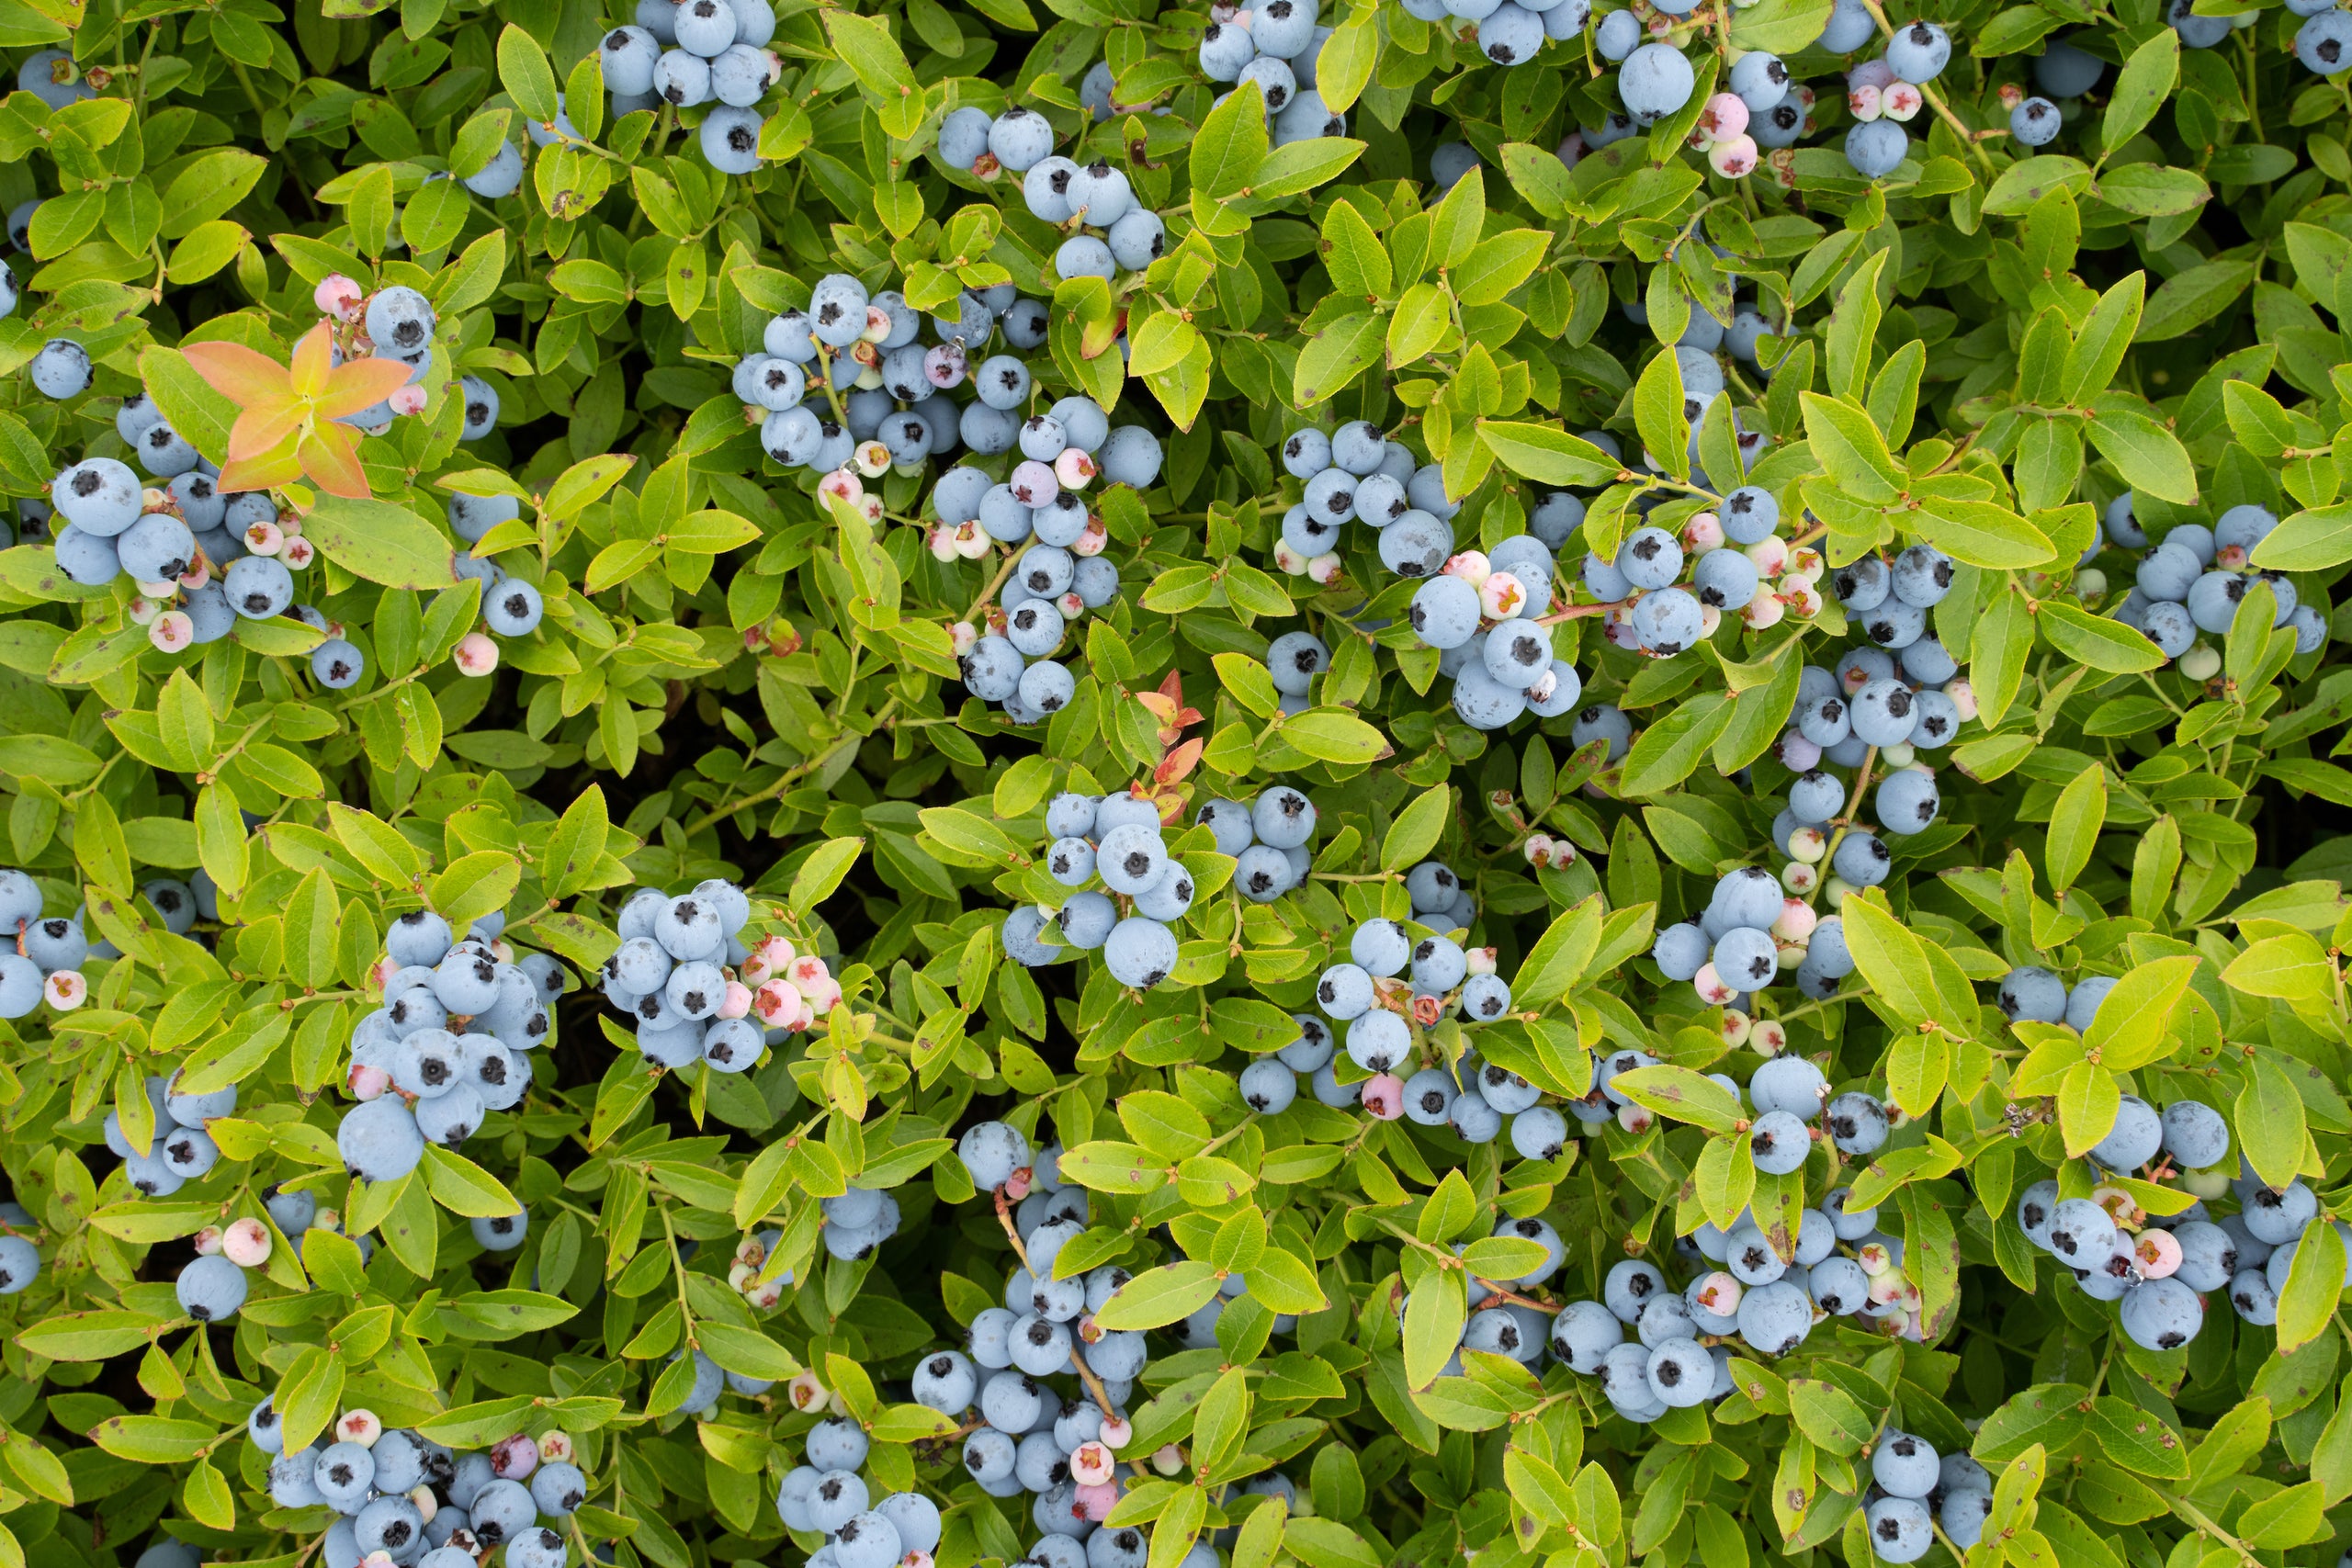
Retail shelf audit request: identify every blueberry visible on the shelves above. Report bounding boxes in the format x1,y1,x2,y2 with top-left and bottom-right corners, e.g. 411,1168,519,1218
1890,543,1953,606
1618,42,1696,118
1103,917,1176,987
28,337,89,399
2093,1094,2164,1172
1595,8,1641,56
1652,922,1709,980
1631,586,1702,654
2162,1100,2231,1168
1884,19,1950,80
366,286,436,355
1251,785,1317,849
338,1097,424,1181
1845,118,1908,177
1789,771,1845,824
1461,974,1512,1021
1873,1432,1939,1499
1603,1259,1666,1323
1735,1279,1811,1355
1728,50,1788,111
1238,1058,1298,1113
2010,96,2062,145
1410,575,1482,649
1875,769,1940,833
2035,38,2105,94
1343,1009,1408,1072
1381,510,1454,576
1865,1497,1932,1563
1826,1092,1888,1155
224,555,293,619
1616,525,1683,590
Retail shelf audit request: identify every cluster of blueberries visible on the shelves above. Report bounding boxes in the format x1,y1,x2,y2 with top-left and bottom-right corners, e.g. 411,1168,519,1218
0,867,91,1016
1580,498,1819,666
1193,0,1357,137
311,277,500,441
259,1401,591,1568
1275,422,1583,730
600,882,843,1072
775,1424,945,1568
2011,1091,2305,1350
2108,496,2330,661
937,107,1170,279
1652,866,1853,1010
594,0,780,174
816,1185,902,1268
948,538,1125,722
336,908,571,1179
1001,789,1230,987
954,1121,1268,1565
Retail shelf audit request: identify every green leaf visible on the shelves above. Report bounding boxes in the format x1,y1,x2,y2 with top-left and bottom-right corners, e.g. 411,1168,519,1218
1609,1065,1741,1134
2276,1219,2346,1355
2044,762,2107,892
2253,502,2352,570
1476,421,1623,486
1799,392,1902,502
494,25,560,124
1381,784,1448,872
2100,29,2177,152
305,496,458,589
2036,600,2165,672
1191,81,1269,202
1093,1260,1224,1330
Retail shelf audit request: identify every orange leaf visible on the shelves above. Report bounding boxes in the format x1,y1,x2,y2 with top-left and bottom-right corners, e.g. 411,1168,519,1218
1157,670,1184,706
289,322,335,400
180,341,293,408
228,403,307,461
217,430,305,493
1135,691,1176,725
316,355,417,419
1154,738,1203,786
297,423,370,500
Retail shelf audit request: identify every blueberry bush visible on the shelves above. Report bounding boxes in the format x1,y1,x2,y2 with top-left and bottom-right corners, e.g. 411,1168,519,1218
6,0,2352,1564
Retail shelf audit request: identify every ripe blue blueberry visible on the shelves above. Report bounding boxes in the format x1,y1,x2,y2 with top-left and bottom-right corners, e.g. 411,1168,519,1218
1410,574,1481,648
1381,511,1454,576
1252,785,1317,848
1631,586,1702,654
1845,118,1907,177
1616,525,1682,590
29,338,89,399
1884,18,1950,80
1875,769,1939,833
1691,546,1758,609
1103,917,1177,987
175,1254,247,1321
1618,43,1696,119
2010,96,2061,145
1866,1497,1931,1563
2161,1100,2230,1168
1343,1009,1408,1073
1890,543,1954,606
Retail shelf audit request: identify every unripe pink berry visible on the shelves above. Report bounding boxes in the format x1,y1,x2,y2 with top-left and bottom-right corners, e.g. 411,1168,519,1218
927,526,959,563
1773,898,1818,942
1698,604,1723,639
1849,83,1883,120
454,632,499,675
1306,551,1342,584
1751,1019,1790,1057
752,978,804,1026
1684,511,1724,552
194,1224,224,1255
1945,680,1978,719
1361,1074,1405,1119
349,1062,392,1100
861,306,894,344
1693,1270,1742,1314
1445,550,1492,588
388,385,428,417
1617,1100,1654,1134
1523,834,1558,866
1708,135,1758,178
223,1216,273,1266
1076,1482,1120,1520
953,521,991,559
949,620,978,655
176,560,209,589
245,520,284,556
316,274,366,321
1069,1442,1115,1486
490,1433,538,1479
1054,448,1097,489
43,969,85,1010
1745,536,1790,576
1743,584,1784,629
1782,861,1819,895
150,611,194,652
1480,570,1526,619
819,468,865,504
1100,1416,1133,1450
1693,962,1738,1006
338,1409,383,1446
2134,1229,2183,1279
1883,83,1922,121
128,594,162,625
718,980,753,1020
1781,578,1823,618
1700,93,1748,141
282,536,316,570
1071,516,1109,556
